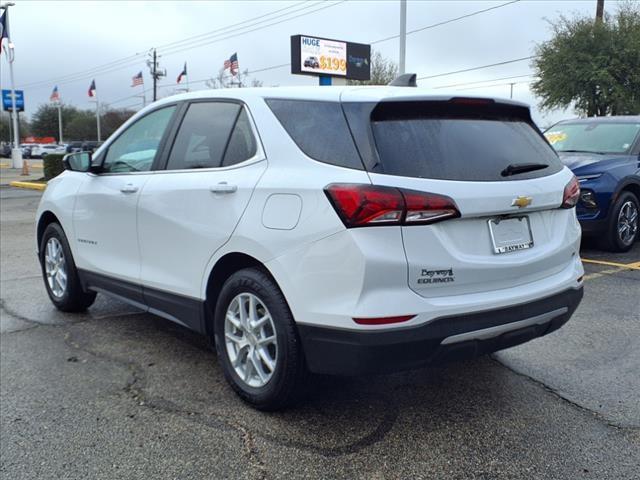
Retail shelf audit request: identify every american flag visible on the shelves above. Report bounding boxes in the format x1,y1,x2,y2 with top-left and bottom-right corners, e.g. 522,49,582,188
88,79,96,98
50,85,60,102
223,53,239,76
131,71,144,87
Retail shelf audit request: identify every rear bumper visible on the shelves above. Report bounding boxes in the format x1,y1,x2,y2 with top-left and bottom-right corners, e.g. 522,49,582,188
298,286,583,375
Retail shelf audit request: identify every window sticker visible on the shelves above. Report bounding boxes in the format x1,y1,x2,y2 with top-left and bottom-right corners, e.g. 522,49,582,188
544,131,567,145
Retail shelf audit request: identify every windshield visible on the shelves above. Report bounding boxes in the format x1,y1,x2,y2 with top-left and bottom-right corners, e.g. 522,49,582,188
545,122,640,154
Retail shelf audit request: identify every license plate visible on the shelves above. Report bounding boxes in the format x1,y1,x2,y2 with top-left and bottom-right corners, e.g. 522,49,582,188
488,216,533,254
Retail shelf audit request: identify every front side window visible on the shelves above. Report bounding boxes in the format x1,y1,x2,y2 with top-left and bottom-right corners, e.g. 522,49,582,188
103,106,176,173
166,102,252,170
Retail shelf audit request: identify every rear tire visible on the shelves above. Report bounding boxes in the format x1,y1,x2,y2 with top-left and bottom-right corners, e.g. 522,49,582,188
599,191,639,252
40,223,97,312
213,268,307,410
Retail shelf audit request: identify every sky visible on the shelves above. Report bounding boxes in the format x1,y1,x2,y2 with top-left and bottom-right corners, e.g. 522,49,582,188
0,0,625,129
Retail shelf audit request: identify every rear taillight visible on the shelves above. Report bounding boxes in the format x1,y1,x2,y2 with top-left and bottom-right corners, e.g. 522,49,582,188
324,184,460,228
561,176,580,209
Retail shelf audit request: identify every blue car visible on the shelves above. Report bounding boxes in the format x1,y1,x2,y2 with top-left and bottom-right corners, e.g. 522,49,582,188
545,116,640,252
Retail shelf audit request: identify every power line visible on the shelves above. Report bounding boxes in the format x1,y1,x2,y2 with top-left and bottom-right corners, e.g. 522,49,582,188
418,56,537,80
155,2,525,91
371,0,521,45
454,79,534,91
155,0,321,53
157,1,348,58
17,1,340,90
20,53,147,89
432,73,534,89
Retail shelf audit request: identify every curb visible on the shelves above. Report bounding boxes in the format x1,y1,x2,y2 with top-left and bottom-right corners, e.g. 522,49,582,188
9,181,47,191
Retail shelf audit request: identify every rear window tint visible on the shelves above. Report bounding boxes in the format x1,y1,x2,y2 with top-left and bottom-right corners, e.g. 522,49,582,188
371,117,562,181
266,99,364,170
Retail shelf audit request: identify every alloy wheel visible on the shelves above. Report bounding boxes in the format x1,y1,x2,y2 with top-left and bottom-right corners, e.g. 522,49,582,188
44,237,68,298
224,293,278,388
617,200,638,246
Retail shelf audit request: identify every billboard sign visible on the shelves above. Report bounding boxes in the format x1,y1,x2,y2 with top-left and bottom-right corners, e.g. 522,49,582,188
291,35,371,81
2,89,25,112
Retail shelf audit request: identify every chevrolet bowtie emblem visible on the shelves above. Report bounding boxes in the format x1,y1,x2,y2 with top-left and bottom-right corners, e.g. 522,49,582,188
511,196,533,208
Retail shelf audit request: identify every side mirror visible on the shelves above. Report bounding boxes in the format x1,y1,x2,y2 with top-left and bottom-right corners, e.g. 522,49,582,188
63,151,92,172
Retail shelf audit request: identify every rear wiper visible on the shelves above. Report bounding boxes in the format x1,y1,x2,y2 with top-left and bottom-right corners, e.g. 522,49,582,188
501,163,549,177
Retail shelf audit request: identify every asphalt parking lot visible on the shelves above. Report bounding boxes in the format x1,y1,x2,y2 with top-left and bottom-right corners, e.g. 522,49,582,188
1,187,638,480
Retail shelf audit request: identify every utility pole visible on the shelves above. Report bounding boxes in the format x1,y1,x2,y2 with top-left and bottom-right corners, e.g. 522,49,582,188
509,82,515,99
399,0,407,75
147,48,166,102
1,2,24,171
596,0,604,23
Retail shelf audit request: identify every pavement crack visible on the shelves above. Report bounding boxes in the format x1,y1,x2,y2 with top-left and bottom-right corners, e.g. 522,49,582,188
490,355,631,430
63,328,268,480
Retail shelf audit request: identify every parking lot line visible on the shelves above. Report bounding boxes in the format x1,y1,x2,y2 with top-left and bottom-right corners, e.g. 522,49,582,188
582,258,640,271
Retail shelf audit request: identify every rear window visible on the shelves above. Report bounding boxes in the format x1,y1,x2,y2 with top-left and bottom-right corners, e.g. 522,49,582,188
266,99,364,170
344,101,563,181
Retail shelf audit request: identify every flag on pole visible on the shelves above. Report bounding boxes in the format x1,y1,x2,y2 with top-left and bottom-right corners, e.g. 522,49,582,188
177,62,187,84
223,53,239,76
0,10,9,56
131,71,144,87
88,80,96,98
50,86,60,102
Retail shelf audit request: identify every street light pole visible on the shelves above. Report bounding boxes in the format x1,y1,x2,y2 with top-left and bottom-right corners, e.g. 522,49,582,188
1,2,23,170
399,0,407,75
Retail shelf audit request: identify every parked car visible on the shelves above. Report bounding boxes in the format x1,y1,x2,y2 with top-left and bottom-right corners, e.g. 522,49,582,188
19,143,34,159
545,116,640,251
304,56,320,68
81,141,102,153
1,144,11,158
36,86,584,409
66,141,83,154
39,144,66,158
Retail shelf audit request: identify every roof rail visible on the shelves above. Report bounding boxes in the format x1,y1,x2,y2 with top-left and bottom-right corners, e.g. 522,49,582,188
389,73,417,87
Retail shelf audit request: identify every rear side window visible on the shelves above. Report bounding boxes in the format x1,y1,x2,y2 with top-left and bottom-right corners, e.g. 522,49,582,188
167,102,241,170
266,99,363,170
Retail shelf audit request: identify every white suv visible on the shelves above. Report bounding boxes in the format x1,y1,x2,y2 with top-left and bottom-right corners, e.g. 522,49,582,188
36,85,584,409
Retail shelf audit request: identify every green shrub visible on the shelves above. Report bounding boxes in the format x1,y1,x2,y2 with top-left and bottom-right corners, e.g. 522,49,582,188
43,154,65,181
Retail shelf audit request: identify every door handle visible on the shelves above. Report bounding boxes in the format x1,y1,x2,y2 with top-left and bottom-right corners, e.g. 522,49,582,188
120,183,139,194
209,182,237,194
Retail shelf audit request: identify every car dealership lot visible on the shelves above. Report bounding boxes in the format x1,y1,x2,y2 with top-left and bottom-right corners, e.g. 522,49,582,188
1,187,638,480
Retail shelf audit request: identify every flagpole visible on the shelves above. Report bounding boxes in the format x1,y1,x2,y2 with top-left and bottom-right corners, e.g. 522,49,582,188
94,90,101,142
57,102,63,144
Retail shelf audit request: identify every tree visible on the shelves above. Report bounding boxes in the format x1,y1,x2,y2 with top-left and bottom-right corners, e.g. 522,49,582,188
30,104,79,141
347,50,398,86
1,111,31,143
101,108,136,138
532,1,640,116
205,68,263,89
65,110,99,141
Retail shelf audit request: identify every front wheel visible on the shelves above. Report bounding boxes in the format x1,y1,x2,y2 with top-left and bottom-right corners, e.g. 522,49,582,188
214,268,307,410
600,191,639,252
40,223,97,312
